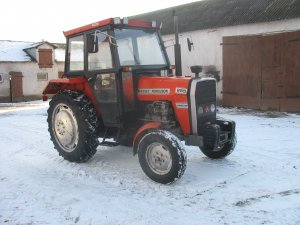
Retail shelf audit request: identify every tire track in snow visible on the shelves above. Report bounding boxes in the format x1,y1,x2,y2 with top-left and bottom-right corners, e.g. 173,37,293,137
234,189,300,207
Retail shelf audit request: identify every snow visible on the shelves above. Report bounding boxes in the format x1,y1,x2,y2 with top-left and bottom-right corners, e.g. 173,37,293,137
0,102,299,225
0,41,65,62
0,41,33,62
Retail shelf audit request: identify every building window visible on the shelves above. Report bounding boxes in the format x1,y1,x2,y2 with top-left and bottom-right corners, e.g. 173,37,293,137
37,72,48,81
0,74,3,83
38,49,53,68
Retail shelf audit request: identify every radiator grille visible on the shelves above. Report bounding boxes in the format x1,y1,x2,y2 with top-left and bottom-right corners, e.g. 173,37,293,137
195,79,216,125
189,78,217,134
195,79,216,104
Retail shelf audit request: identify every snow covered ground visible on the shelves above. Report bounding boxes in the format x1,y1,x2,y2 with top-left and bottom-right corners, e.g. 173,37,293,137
0,101,299,225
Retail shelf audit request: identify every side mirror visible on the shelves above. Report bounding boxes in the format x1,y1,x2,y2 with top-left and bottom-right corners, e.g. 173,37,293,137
87,34,98,53
187,38,194,52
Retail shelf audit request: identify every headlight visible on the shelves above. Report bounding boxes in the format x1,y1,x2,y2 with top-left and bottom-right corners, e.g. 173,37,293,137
197,106,204,116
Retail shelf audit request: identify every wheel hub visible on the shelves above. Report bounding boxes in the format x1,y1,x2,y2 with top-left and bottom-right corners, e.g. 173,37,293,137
146,143,172,175
52,104,79,152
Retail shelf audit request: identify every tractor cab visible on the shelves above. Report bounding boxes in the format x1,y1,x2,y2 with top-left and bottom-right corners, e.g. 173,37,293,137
64,18,170,127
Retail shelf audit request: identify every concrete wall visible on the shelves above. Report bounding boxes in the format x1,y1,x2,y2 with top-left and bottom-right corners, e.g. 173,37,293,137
162,18,300,100
0,61,64,102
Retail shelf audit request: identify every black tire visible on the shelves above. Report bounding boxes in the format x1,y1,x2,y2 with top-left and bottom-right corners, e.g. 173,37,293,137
137,130,187,184
47,90,99,162
200,133,237,159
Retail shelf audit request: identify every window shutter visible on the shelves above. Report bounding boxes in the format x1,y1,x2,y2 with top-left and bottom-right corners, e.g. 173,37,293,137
38,49,53,68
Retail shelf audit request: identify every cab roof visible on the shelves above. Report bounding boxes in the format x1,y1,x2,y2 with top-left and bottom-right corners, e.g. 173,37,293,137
63,17,160,37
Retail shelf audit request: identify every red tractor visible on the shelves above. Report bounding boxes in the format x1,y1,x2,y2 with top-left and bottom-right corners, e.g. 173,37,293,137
43,17,236,184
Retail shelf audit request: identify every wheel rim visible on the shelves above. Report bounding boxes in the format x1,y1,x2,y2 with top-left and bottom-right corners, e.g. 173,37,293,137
146,142,172,175
52,103,79,152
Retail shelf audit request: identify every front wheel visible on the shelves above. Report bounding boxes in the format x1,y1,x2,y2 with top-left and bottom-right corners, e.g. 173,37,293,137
137,130,187,184
200,133,237,159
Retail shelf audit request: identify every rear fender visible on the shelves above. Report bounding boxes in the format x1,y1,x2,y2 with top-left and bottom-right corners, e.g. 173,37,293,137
133,122,161,155
43,77,99,113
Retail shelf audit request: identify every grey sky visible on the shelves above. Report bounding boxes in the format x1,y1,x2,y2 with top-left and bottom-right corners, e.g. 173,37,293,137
1,0,197,43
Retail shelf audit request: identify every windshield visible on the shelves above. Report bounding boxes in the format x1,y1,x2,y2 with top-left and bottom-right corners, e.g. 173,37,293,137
114,28,167,66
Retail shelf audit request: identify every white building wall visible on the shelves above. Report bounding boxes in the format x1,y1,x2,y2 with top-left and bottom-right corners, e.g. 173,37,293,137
0,61,64,101
0,72,10,100
0,42,65,101
163,18,300,99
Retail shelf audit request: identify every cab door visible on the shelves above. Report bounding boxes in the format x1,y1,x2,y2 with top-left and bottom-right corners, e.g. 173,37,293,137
85,30,122,127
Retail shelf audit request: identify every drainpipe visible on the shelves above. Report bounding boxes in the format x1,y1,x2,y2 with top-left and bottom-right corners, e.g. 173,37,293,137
9,76,12,102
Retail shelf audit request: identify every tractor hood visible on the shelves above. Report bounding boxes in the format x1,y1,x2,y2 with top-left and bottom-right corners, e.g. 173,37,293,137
137,76,191,102
137,75,191,134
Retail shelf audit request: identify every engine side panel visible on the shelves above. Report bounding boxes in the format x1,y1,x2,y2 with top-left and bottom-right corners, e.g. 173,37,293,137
137,76,191,134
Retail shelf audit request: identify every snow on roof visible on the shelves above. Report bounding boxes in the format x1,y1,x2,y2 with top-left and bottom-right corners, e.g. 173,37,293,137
24,41,58,50
0,40,65,62
0,41,34,62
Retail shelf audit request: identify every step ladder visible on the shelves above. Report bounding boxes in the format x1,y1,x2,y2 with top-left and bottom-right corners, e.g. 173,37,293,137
99,127,121,147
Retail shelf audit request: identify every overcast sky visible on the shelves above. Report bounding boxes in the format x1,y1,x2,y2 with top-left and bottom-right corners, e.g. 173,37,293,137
1,0,197,43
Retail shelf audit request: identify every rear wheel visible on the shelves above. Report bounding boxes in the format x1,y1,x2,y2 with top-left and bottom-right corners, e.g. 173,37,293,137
138,130,187,184
200,133,237,159
47,90,99,162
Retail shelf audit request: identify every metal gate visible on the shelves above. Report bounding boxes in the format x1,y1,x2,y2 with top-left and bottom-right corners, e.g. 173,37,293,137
222,31,300,112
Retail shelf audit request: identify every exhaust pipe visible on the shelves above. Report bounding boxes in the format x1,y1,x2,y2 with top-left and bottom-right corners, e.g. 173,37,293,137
173,11,182,76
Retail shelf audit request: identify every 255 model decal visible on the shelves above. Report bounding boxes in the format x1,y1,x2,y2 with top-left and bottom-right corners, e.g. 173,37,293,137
175,87,187,95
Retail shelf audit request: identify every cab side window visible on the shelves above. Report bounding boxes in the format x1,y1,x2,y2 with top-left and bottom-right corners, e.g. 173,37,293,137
87,32,113,70
68,35,84,71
